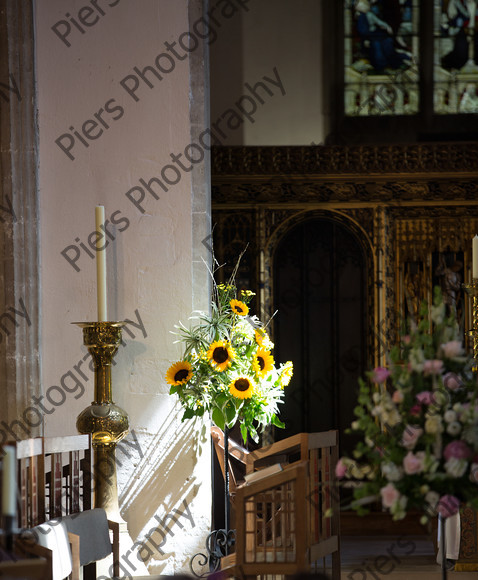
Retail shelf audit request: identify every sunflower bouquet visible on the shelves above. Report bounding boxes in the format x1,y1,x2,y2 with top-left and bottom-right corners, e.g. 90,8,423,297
166,282,293,443
336,287,478,523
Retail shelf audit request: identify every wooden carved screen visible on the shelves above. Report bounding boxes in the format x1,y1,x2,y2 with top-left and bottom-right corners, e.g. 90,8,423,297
212,144,478,366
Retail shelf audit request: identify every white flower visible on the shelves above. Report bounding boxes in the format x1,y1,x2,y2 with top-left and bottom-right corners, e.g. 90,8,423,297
425,414,443,435
383,408,401,427
425,490,440,509
446,421,462,436
462,424,478,446
409,348,425,372
444,410,457,423
365,436,374,448
445,457,468,478
433,391,448,406
372,392,381,403
381,462,403,482
351,420,360,430
431,302,445,325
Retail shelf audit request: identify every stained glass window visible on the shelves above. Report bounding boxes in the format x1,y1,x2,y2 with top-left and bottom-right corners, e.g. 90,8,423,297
344,1,420,116
434,0,478,114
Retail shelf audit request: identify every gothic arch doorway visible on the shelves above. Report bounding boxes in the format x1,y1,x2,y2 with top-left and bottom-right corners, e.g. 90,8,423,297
273,217,368,455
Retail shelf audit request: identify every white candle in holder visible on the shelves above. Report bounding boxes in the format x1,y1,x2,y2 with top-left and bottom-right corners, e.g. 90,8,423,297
473,235,478,280
95,206,108,321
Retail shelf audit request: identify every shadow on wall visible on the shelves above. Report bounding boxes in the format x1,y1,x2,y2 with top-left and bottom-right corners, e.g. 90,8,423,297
119,408,209,572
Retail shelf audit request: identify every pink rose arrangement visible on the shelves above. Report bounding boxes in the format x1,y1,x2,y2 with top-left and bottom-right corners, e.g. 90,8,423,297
337,287,478,522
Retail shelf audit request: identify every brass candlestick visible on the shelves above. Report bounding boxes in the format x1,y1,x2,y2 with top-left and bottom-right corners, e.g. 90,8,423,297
74,321,129,521
463,279,478,372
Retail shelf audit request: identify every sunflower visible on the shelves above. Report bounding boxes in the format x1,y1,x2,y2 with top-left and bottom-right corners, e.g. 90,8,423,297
280,361,294,387
230,299,249,316
207,340,235,371
229,376,255,399
253,348,275,377
166,361,193,385
255,328,274,350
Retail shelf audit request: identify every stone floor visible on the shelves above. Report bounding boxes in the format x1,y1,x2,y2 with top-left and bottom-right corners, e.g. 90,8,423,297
337,536,477,580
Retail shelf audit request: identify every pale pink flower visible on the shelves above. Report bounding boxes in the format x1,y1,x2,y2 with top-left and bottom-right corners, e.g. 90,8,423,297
401,425,423,450
416,391,434,405
423,359,444,376
402,335,411,345
441,340,464,358
371,367,390,384
470,463,478,483
436,495,460,518
392,390,403,403
380,483,400,508
443,440,472,461
403,451,425,475
443,372,463,391
335,458,348,479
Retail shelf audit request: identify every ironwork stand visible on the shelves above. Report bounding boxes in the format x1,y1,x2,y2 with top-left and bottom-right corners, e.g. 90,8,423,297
190,427,235,577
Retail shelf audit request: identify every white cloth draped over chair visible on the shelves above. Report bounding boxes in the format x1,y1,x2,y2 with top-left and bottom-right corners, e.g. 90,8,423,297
26,521,73,580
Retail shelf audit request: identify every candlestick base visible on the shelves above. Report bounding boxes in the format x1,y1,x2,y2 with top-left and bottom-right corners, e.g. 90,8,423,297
74,321,129,522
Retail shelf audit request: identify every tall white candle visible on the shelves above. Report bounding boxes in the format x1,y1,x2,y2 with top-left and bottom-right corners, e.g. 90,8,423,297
2,446,16,517
473,235,478,279
95,206,108,321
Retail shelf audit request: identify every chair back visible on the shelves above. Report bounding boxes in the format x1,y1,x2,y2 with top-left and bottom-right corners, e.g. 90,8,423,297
16,437,45,527
219,430,341,580
234,462,308,576
211,426,249,495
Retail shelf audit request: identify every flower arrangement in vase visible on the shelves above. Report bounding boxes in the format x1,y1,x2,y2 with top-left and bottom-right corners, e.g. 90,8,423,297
166,276,293,443
336,287,478,524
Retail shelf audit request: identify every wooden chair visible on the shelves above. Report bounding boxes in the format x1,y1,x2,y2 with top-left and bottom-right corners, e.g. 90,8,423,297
9,435,165,580
16,437,46,528
214,429,341,580
211,426,250,498
59,508,119,580
43,435,92,519
222,462,308,578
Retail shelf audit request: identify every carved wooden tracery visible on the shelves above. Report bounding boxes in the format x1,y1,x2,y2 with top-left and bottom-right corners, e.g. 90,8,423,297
212,144,478,367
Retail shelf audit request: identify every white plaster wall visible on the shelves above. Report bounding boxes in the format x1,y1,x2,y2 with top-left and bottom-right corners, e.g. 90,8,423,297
35,0,211,574
210,0,324,145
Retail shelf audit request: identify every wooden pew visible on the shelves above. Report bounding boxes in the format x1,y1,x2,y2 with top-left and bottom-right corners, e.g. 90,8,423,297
214,429,341,580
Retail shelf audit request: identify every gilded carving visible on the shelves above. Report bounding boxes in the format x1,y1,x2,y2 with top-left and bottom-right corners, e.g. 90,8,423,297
212,143,478,177
212,144,478,368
